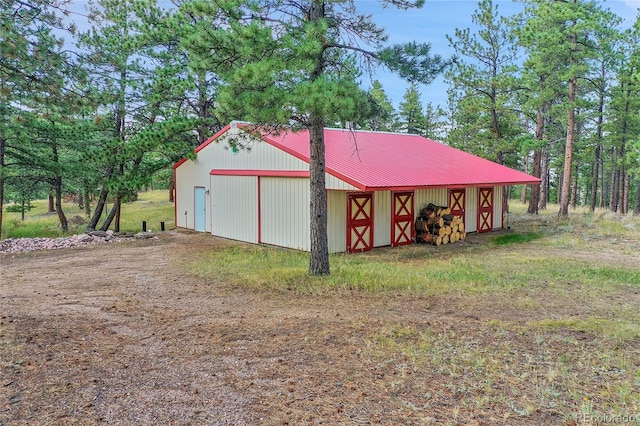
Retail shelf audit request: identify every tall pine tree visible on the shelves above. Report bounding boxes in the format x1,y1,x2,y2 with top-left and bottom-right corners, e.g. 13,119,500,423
190,0,447,275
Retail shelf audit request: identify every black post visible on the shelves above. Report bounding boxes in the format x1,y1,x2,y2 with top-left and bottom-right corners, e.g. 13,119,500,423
142,221,147,232
160,221,165,231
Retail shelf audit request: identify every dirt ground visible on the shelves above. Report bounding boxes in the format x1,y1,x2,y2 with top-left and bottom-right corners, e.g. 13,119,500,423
1,230,638,425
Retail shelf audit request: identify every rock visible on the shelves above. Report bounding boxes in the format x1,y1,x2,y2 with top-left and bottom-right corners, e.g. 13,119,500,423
88,230,108,238
113,232,135,238
134,232,155,240
78,234,94,243
0,231,146,255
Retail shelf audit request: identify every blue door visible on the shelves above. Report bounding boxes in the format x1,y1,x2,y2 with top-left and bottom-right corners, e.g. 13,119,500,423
194,187,206,232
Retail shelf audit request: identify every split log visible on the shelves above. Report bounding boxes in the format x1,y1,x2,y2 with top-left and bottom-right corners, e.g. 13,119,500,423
419,233,442,246
415,217,428,233
428,217,444,228
416,203,467,247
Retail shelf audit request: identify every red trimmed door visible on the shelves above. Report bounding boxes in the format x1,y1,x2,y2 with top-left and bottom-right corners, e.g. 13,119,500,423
478,187,494,233
347,193,373,253
448,189,465,227
391,191,414,247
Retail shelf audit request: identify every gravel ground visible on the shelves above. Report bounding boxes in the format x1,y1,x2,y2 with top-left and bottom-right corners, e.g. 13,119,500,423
1,230,638,425
0,231,155,255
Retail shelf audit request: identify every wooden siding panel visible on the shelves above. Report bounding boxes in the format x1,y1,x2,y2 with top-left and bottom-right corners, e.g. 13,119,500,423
211,176,258,243
260,177,310,251
327,191,347,253
373,191,391,248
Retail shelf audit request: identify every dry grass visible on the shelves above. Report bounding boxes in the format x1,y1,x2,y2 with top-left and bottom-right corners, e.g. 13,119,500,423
2,190,174,238
2,201,639,425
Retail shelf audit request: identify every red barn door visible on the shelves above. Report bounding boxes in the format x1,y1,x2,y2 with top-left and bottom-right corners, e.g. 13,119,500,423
347,193,373,253
391,191,414,247
478,187,494,233
448,189,465,227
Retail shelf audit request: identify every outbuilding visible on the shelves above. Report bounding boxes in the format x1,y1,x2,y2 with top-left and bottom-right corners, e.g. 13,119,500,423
174,122,540,253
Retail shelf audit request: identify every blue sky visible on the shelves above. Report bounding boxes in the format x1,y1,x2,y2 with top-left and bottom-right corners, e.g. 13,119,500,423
65,0,640,109
361,0,640,109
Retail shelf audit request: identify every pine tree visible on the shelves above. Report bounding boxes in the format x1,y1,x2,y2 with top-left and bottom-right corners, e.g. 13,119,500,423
365,80,397,132
518,0,615,217
398,83,425,135
446,0,520,165
193,0,447,275
0,0,73,237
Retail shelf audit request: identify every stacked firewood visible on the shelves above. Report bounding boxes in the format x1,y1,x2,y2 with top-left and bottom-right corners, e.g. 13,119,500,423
415,203,466,246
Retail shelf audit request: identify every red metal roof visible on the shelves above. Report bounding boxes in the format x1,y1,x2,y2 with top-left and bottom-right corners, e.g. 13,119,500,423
259,128,540,191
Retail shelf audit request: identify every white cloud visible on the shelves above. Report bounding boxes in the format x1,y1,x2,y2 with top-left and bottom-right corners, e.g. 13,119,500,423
620,0,640,9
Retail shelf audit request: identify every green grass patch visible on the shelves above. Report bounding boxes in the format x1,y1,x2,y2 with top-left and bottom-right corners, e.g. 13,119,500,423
492,232,542,245
186,242,640,297
2,190,174,239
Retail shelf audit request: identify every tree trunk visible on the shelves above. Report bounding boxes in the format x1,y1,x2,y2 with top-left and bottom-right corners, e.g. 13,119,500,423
621,173,629,215
84,187,91,217
539,148,549,210
634,180,640,216
78,191,84,210
114,196,122,233
590,143,601,211
559,73,576,218
520,153,528,204
590,60,606,212
599,153,605,208
308,112,330,276
528,108,545,214
610,166,619,212
100,203,117,231
528,150,541,214
0,136,5,239
54,175,68,233
87,187,109,230
48,193,55,213
51,144,68,232
169,173,175,202
306,1,330,276
570,168,578,209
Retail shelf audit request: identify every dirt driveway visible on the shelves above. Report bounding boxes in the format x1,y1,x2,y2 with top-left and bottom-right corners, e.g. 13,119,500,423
1,231,637,425
1,233,426,425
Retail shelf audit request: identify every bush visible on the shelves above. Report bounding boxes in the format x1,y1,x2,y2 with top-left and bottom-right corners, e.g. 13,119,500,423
5,203,36,213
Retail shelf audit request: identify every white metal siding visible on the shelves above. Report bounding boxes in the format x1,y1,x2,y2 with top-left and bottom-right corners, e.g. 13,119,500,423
327,191,347,253
466,187,479,233
325,175,359,191
493,186,503,230
260,177,310,251
204,128,309,171
373,191,391,248
414,188,448,214
175,158,213,232
211,175,258,243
